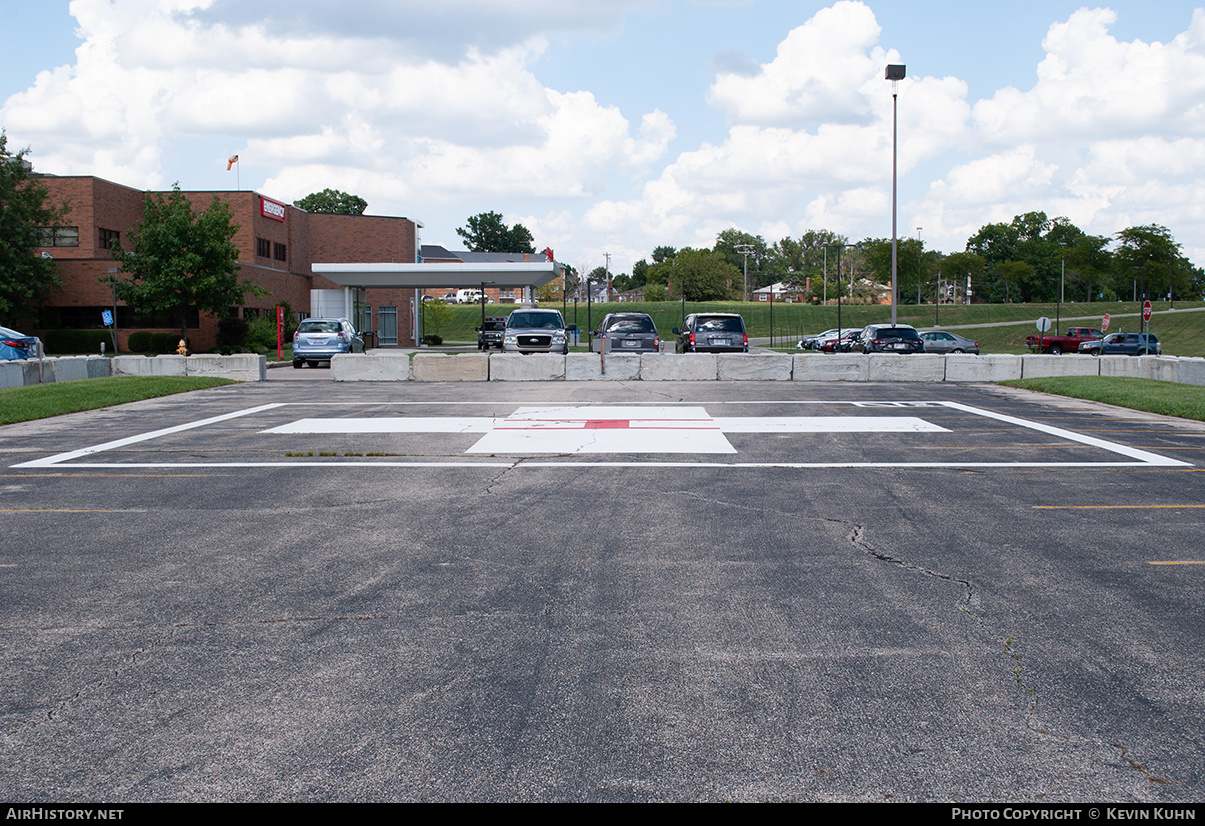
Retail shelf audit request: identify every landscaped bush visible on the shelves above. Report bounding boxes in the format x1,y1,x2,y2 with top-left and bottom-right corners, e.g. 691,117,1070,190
217,316,249,347
127,331,187,354
43,329,113,354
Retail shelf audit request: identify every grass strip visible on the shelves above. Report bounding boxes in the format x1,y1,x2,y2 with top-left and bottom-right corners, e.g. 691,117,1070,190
0,376,235,425
1000,376,1205,422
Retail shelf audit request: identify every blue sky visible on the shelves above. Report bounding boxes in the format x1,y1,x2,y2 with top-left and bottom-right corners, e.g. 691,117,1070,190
3,1,1204,274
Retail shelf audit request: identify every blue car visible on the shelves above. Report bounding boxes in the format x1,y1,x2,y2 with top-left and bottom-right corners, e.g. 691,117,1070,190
0,326,41,361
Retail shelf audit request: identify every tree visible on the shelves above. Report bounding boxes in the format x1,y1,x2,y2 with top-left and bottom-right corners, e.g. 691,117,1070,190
109,184,263,341
668,248,741,301
456,211,535,253
1113,225,1183,301
293,188,367,215
0,133,68,319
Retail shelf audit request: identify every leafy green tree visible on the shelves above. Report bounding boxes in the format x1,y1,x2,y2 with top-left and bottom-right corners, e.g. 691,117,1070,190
293,188,368,215
109,184,263,341
668,248,741,301
1113,225,1184,301
651,245,676,264
456,211,535,253
940,252,986,301
0,133,68,319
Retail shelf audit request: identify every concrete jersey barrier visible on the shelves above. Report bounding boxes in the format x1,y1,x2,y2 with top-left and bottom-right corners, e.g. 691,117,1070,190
321,350,1205,388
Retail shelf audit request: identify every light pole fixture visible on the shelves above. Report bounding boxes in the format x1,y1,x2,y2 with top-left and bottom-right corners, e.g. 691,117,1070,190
886,64,906,326
823,242,857,346
735,244,755,301
916,227,923,305
480,280,494,331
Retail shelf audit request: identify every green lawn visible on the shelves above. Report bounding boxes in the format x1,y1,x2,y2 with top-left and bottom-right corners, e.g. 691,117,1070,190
0,376,235,425
433,300,1205,356
1001,376,1205,422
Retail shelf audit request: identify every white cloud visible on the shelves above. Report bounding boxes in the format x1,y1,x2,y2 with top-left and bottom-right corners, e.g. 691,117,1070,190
2,0,672,206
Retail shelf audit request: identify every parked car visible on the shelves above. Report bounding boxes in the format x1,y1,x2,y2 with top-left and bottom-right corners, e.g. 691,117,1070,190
591,312,659,353
675,313,748,353
476,316,507,351
503,308,569,354
858,324,923,354
919,330,980,355
816,329,861,352
292,318,364,368
798,328,840,350
1026,326,1102,355
0,326,41,361
1078,332,1161,356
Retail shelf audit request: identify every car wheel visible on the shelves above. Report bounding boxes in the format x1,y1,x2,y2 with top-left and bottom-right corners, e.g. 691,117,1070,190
1048,345,1062,356
292,360,302,369
951,348,963,354
1136,349,1147,356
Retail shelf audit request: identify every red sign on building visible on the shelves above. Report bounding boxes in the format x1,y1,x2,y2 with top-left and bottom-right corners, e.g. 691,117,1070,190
260,196,287,222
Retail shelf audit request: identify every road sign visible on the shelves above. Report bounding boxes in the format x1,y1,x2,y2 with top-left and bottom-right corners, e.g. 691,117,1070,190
101,310,113,327
1142,300,1152,322
1102,314,1110,331
1036,316,1051,332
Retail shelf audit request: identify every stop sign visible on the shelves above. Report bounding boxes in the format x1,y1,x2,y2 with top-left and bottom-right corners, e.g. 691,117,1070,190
1143,300,1153,322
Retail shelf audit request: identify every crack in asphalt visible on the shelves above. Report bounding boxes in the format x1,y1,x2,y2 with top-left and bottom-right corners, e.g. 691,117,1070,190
668,488,1170,788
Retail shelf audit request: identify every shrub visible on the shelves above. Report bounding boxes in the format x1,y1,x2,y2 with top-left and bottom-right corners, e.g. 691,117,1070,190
217,316,249,347
44,329,112,354
127,331,187,354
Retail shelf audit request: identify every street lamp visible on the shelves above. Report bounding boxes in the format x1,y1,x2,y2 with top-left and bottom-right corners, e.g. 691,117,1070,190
480,280,494,331
823,241,857,346
886,64,906,326
735,244,755,301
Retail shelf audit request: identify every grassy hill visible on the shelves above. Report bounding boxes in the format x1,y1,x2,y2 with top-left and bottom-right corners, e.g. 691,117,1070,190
431,299,1205,357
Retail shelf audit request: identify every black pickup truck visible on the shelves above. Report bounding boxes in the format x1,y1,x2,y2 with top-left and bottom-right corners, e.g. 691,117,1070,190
476,316,506,351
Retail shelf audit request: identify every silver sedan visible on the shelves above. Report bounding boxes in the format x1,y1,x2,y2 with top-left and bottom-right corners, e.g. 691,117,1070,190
919,330,980,354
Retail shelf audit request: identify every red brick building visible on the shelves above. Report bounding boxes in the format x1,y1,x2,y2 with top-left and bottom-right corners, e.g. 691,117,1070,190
23,175,423,350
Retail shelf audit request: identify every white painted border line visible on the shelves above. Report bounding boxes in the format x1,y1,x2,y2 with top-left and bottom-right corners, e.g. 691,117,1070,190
938,401,1190,467
39,460,1176,469
12,404,288,468
11,400,1191,470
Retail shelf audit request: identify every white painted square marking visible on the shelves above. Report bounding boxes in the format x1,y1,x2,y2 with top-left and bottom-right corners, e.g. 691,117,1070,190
466,406,734,454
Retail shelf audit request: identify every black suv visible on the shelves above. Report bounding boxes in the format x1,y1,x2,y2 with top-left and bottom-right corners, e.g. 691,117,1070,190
675,313,748,353
477,316,506,351
858,324,923,354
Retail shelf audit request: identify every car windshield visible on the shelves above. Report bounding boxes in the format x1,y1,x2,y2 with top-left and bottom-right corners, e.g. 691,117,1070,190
696,317,743,333
509,312,564,329
482,321,505,331
298,321,343,333
876,328,919,340
605,316,655,333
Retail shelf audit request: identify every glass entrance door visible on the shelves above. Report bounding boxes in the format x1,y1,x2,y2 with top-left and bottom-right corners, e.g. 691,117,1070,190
379,306,398,345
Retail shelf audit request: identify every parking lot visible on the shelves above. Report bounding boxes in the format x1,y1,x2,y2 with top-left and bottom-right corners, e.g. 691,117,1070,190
2,379,1204,801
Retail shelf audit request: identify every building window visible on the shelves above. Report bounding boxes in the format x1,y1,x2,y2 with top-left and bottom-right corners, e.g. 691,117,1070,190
99,228,120,251
273,242,287,262
256,237,271,258
38,227,79,247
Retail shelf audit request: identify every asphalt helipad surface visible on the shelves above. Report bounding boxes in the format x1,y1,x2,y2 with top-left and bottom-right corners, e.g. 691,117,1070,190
2,379,1203,801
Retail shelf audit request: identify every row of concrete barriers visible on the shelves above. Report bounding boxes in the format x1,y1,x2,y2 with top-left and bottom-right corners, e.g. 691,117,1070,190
331,351,1205,385
1,354,266,389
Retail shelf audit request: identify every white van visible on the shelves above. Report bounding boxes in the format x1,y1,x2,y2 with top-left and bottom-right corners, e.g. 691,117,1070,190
455,289,484,304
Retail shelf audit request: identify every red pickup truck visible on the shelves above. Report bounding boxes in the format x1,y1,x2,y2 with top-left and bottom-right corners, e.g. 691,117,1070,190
1025,326,1103,355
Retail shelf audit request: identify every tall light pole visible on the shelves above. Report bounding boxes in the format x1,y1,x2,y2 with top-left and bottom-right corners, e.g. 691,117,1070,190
824,242,857,346
916,227,922,305
735,244,754,301
886,64,906,326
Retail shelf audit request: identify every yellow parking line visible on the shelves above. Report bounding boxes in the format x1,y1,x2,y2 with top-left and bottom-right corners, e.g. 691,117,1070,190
1148,561,1205,566
1034,504,1205,509
0,509,145,513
